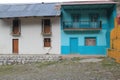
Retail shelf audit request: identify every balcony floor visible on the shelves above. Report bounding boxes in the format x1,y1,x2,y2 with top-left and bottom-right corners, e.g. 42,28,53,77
63,28,102,31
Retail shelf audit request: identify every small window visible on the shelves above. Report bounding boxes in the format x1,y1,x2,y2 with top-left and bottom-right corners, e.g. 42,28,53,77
90,14,98,22
72,14,79,22
42,19,51,35
85,37,96,46
12,19,21,35
44,38,51,47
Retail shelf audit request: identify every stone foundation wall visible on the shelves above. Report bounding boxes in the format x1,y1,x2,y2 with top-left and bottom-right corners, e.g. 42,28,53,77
0,54,61,65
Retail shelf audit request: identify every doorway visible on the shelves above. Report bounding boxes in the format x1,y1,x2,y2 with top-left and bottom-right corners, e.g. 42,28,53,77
70,38,78,54
13,39,19,54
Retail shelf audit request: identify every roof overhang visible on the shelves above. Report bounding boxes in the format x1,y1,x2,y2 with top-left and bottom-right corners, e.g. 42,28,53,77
0,15,60,19
61,1,117,10
61,1,118,6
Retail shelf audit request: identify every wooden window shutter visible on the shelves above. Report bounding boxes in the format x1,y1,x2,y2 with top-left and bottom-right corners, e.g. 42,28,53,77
42,19,51,34
44,38,51,47
12,19,21,35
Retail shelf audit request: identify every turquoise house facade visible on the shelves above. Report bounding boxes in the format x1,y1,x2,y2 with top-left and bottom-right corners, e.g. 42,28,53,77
61,1,117,55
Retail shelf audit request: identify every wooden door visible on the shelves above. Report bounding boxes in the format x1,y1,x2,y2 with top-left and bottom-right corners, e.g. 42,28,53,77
13,39,19,54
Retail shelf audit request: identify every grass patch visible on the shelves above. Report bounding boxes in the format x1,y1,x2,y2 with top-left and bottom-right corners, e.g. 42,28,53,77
101,57,120,67
0,65,13,75
36,61,59,68
71,57,81,61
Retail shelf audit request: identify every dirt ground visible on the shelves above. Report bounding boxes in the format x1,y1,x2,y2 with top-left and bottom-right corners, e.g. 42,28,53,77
0,57,120,80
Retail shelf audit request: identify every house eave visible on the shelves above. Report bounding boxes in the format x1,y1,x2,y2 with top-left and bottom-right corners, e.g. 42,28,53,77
61,1,118,6
0,15,60,19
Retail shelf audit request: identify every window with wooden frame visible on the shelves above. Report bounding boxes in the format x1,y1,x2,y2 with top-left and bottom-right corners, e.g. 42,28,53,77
85,37,96,46
72,14,80,22
72,14,80,28
90,14,98,22
89,14,99,28
42,19,51,35
44,38,51,47
12,19,21,35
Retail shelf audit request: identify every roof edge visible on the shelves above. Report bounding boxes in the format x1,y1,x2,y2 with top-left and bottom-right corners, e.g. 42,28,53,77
60,1,118,6
0,2,59,5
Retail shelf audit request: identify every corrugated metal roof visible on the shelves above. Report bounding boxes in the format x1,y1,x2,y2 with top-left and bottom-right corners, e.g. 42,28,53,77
0,1,117,18
0,3,60,18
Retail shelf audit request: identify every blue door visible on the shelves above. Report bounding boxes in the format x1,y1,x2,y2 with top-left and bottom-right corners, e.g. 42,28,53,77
70,38,78,54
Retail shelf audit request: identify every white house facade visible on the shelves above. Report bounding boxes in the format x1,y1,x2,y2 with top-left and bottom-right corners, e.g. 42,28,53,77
0,3,61,55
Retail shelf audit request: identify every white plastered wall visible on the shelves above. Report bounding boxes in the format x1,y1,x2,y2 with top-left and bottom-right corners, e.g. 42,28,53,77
0,17,60,54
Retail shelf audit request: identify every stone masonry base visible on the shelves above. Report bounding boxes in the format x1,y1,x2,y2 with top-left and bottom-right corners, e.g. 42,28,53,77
0,54,61,65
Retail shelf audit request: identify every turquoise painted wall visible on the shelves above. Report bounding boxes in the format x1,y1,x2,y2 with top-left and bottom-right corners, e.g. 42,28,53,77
108,5,117,30
61,30,107,55
106,5,117,48
61,4,117,55
62,9,109,29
